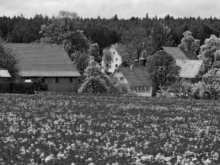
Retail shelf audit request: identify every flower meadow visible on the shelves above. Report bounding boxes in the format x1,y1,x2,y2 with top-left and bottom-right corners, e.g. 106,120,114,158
0,93,220,165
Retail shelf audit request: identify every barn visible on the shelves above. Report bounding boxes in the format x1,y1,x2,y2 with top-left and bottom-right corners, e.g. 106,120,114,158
163,47,203,81
6,43,81,92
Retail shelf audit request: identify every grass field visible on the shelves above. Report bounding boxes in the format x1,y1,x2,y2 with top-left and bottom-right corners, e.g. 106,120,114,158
0,93,220,165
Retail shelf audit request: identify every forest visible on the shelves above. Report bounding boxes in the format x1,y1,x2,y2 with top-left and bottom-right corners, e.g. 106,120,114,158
0,13,220,53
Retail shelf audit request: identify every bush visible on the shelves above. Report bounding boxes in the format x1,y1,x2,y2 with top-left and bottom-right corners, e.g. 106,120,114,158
169,80,192,98
10,82,35,94
0,83,10,93
33,81,48,91
191,81,219,99
78,77,109,94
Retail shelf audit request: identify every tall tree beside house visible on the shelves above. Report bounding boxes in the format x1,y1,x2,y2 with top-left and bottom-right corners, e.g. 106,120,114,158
148,22,173,54
78,60,110,94
121,26,149,60
63,30,90,57
178,31,200,53
146,50,180,96
73,51,91,76
198,34,220,67
102,48,113,74
0,39,18,79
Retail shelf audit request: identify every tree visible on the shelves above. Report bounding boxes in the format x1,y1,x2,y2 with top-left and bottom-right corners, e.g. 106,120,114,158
101,48,113,74
78,61,109,94
73,51,91,76
178,31,200,53
64,30,90,56
198,34,220,66
88,43,101,63
148,22,173,54
121,26,149,60
146,50,180,95
0,39,19,79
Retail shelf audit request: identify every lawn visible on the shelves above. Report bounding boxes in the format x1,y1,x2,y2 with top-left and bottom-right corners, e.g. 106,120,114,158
0,93,220,165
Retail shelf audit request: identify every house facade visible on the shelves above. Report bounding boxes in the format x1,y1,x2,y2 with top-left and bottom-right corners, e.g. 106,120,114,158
102,44,127,74
0,68,11,83
6,43,81,92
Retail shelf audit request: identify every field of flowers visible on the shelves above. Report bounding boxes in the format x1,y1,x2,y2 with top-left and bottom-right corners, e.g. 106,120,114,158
0,93,220,165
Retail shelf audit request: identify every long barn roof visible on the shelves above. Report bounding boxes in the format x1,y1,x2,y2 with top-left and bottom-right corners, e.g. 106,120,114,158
6,43,80,77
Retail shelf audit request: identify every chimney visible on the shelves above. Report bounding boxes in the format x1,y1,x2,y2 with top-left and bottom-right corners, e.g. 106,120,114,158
130,64,133,71
139,57,146,66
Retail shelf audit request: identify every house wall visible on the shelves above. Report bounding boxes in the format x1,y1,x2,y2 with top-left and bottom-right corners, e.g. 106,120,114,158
0,78,11,84
130,86,153,97
23,77,79,92
113,71,128,84
102,47,122,74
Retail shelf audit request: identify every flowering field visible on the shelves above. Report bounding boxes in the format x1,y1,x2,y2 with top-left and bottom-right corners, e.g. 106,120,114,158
0,93,220,165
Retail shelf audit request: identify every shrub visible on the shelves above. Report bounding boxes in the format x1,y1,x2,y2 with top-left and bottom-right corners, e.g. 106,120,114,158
10,82,35,94
169,80,192,98
191,81,219,99
0,83,10,93
78,77,109,94
33,81,48,91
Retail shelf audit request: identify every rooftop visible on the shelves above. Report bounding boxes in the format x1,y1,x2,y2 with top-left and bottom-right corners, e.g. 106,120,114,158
120,66,151,87
6,43,80,77
163,46,198,60
0,68,11,78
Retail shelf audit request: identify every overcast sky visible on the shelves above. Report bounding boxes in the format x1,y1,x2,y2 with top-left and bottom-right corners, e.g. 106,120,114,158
0,0,219,19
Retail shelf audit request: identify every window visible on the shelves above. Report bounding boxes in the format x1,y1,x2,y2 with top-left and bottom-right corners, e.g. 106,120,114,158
120,77,124,81
116,58,118,61
70,78,73,83
42,78,45,83
55,78,59,83
115,64,118,67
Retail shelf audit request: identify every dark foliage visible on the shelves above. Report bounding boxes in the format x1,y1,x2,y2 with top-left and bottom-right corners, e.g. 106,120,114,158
1,14,220,52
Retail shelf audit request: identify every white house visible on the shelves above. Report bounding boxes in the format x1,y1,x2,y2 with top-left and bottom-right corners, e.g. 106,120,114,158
102,44,127,74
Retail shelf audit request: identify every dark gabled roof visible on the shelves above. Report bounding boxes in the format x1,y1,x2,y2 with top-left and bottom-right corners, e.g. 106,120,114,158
163,46,198,60
6,43,80,77
120,66,151,87
112,44,130,60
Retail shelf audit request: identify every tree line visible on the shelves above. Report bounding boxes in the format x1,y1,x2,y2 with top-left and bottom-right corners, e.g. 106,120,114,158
1,13,220,51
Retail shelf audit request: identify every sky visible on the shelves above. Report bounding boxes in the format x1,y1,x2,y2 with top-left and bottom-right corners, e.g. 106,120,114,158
0,0,219,19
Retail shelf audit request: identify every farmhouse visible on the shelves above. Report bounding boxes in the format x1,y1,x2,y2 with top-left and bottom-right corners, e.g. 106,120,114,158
163,47,203,80
6,43,81,92
102,43,128,73
113,65,152,97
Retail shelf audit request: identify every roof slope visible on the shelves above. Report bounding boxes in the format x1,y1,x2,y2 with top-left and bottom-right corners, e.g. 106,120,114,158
176,59,203,78
112,44,129,60
6,43,80,77
163,47,198,60
0,69,11,78
120,66,151,87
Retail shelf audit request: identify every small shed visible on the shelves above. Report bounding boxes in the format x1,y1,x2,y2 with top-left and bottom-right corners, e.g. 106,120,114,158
0,68,11,93
0,68,11,83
